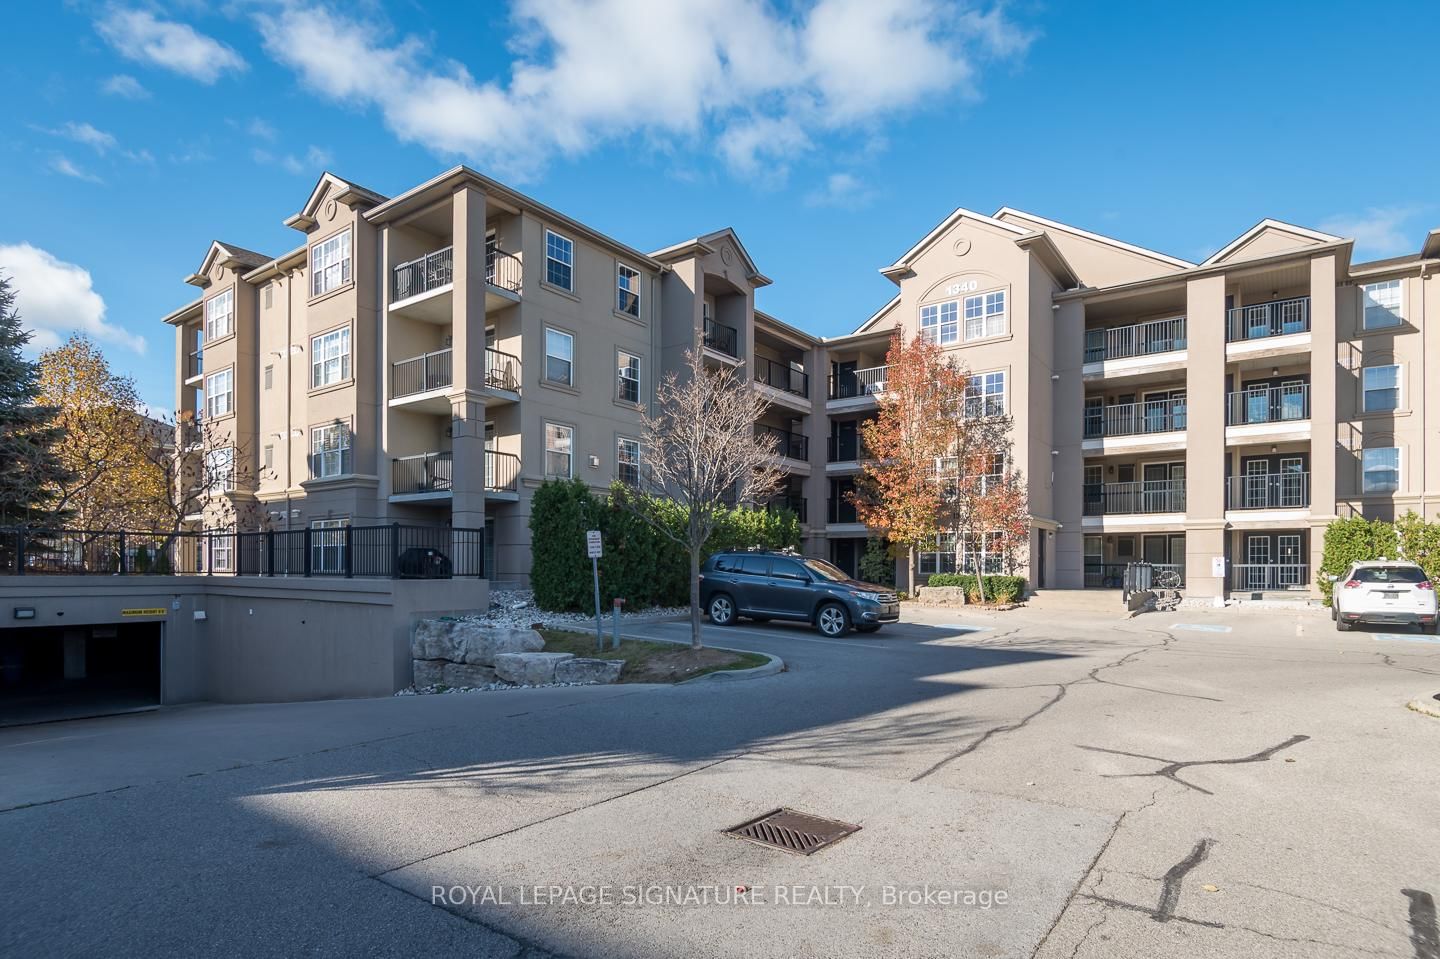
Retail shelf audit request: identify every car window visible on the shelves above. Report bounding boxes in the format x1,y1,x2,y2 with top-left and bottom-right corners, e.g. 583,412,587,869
738,556,771,576
712,556,737,572
769,558,809,580
802,558,850,582
1353,566,1427,583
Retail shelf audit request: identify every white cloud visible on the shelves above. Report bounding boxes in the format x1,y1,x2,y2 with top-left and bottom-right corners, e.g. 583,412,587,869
804,172,876,209
97,8,247,84
49,155,104,184
42,121,117,154
101,74,150,99
260,0,1030,179
246,118,278,141
0,244,147,354
252,144,333,175
1320,206,1421,259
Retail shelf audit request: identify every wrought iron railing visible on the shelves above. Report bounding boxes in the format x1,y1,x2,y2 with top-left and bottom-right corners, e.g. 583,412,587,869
1231,564,1309,591
827,496,859,524
703,317,738,357
392,346,520,398
393,246,454,302
756,424,809,461
1226,384,1309,425
486,249,522,294
754,356,809,397
485,450,520,492
1082,480,1186,516
1226,472,1310,509
1225,296,1310,342
1084,399,1186,438
1084,317,1187,363
393,452,453,495
827,434,868,462
187,350,203,379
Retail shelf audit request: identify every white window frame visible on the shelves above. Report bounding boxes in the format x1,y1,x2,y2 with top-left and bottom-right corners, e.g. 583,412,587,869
544,229,574,291
617,436,641,487
209,528,234,572
310,422,351,479
616,263,640,317
205,288,233,341
310,228,352,299
205,446,235,493
205,368,233,419
616,350,641,404
545,327,574,385
965,370,1006,417
311,518,348,573
1361,279,1403,331
311,326,351,388
1361,446,1400,494
919,300,959,345
1362,364,1400,413
545,422,574,478
964,290,1007,341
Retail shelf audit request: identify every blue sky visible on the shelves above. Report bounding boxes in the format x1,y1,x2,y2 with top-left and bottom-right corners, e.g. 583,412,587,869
2,0,1435,413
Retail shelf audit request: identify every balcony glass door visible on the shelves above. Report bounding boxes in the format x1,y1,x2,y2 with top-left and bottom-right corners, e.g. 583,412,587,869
1278,534,1302,586
1245,535,1270,589
484,422,496,490
1279,457,1304,507
1244,460,1269,509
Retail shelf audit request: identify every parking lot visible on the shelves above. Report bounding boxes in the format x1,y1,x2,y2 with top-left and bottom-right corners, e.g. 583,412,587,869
1,600,1436,958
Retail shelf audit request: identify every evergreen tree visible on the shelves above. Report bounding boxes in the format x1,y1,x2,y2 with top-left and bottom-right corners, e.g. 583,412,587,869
0,275,69,527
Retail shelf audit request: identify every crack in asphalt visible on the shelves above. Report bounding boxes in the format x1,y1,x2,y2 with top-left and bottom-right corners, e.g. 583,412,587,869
1154,838,1214,922
1075,894,1223,929
1076,733,1310,796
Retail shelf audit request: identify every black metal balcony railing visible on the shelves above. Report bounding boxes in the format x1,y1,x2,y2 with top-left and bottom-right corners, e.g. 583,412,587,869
827,496,858,524
754,356,809,398
1086,561,1185,588
1084,317,1187,364
1231,564,1309,591
393,450,521,495
1084,399,1187,438
1226,384,1310,426
766,495,808,524
1082,480,1186,516
827,434,868,463
486,249,522,294
1226,472,1310,510
486,450,520,492
0,525,485,578
1225,296,1311,343
392,346,520,398
756,424,809,461
703,317,739,358
393,246,454,302
485,346,521,392
187,350,203,380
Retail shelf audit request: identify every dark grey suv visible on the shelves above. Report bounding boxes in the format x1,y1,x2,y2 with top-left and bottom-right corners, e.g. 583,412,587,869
699,550,900,637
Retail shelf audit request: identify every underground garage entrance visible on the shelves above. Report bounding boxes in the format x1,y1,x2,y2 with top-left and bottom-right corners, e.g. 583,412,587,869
0,622,161,726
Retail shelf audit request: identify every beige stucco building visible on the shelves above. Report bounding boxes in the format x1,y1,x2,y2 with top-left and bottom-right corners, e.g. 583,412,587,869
164,167,1439,599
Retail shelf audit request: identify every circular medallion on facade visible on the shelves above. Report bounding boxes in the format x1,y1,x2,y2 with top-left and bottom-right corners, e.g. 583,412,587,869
210,264,224,281
954,238,972,256
721,244,734,265
324,198,338,219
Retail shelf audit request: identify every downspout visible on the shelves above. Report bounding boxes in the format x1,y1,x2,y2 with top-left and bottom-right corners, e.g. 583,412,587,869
1420,266,1429,519
283,269,293,534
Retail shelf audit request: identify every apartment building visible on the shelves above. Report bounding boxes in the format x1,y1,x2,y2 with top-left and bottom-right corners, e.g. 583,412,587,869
164,165,1438,599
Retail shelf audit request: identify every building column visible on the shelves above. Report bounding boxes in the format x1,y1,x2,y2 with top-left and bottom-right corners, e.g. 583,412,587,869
1308,254,1339,592
449,392,488,530
450,183,489,531
1185,274,1228,598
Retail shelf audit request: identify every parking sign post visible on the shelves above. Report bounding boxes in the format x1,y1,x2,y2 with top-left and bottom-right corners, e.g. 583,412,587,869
586,530,603,650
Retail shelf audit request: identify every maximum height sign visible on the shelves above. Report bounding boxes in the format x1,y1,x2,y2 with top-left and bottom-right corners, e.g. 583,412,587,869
587,530,603,648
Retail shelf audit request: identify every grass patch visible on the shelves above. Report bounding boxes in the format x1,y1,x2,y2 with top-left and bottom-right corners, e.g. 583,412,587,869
539,629,769,683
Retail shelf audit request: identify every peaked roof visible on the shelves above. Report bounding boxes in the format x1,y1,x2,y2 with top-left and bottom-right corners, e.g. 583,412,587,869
993,207,1194,270
1202,218,1344,266
881,206,1031,278
650,227,771,287
849,294,901,335
286,171,387,231
186,241,272,287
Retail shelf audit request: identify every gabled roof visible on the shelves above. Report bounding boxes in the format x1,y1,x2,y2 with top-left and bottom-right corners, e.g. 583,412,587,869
1202,219,1343,266
650,227,772,287
881,207,1031,279
186,241,272,288
993,207,1194,270
285,172,387,232
849,294,901,335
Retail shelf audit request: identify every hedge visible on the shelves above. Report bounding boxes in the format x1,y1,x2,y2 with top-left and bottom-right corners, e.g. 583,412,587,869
528,479,803,612
1317,511,1440,606
925,573,1027,601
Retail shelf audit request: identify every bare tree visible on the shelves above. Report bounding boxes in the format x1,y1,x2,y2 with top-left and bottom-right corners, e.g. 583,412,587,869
626,350,783,648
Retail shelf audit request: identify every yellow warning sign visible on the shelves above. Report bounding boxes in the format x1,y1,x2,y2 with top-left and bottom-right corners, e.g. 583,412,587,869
120,608,168,617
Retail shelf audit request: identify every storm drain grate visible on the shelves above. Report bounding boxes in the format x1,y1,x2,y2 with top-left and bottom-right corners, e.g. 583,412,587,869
724,808,860,856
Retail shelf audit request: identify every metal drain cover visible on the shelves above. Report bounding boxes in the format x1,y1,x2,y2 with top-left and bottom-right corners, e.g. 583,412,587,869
725,808,860,856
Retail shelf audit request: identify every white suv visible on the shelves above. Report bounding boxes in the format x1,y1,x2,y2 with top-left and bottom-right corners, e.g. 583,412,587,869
1332,560,1438,633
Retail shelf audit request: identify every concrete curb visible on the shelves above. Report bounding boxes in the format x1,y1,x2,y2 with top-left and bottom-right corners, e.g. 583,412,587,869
538,622,786,683
1407,692,1440,719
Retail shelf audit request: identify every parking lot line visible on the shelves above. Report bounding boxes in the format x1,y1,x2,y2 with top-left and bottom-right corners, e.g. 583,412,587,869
1170,623,1233,633
1371,632,1440,644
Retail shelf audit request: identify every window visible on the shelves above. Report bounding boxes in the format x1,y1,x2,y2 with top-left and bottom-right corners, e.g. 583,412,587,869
616,350,641,404
964,371,1006,417
1362,447,1400,493
310,228,352,298
964,290,1006,340
263,364,274,390
919,301,959,345
545,230,573,290
616,263,640,316
205,368,233,418
545,328,574,385
263,445,274,470
311,327,351,388
769,558,809,580
311,519,347,573
1361,280,1402,330
209,529,234,572
264,283,274,310
205,447,235,493
977,452,1005,495
617,437,641,487
1362,365,1399,412
205,288,233,341
311,422,351,479
917,533,958,576
545,423,573,477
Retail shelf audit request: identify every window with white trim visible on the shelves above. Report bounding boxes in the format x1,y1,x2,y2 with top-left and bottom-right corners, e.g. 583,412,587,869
964,290,1006,340
1362,447,1400,493
616,350,641,404
978,453,1005,495
311,518,348,573
545,422,573,478
310,422,351,478
310,229,352,298
205,288,233,341
545,230,574,290
1362,365,1399,413
617,263,640,316
545,328,574,385
917,533,957,576
919,301,959,345
205,446,235,493
205,368,232,419
1361,280,1402,330
311,327,351,388
209,528,234,572
617,437,641,487
263,364,273,390
964,371,1006,417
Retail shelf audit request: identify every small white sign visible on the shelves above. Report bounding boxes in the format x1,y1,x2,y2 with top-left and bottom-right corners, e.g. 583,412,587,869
586,530,603,559
1210,556,1226,578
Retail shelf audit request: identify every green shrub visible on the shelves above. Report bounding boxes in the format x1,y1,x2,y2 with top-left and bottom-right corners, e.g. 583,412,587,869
1317,516,1400,606
925,573,1027,601
858,537,896,587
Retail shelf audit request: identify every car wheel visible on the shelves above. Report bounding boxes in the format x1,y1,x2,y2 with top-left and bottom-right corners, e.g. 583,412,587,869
816,602,851,638
708,594,736,626
855,624,881,633
1335,615,1350,632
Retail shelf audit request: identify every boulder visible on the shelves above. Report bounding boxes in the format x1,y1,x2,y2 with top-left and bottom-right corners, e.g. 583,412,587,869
441,663,498,688
459,626,545,666
554,658,624,685
493,651,575,685
412,659,446,687
410,619,467,661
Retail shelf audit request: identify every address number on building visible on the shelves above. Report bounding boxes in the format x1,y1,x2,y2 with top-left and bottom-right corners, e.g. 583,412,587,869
944,280,979,296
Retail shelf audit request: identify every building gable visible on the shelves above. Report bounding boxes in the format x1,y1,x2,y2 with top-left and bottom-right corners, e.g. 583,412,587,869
1203,219,1342,266
995,208,1192,287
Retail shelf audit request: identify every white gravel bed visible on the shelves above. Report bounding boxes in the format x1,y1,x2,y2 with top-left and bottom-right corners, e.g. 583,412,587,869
464,588,688,630
396,681,601,696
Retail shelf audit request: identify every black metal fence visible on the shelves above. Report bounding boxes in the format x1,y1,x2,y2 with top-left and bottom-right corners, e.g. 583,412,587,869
0,525,485,579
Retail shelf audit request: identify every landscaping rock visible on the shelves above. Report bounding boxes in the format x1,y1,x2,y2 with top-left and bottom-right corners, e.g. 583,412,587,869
410,620,467,661
493,651,575,685
459,625,545,666
412,659,446,687
554,658,624,685
441,662,498,687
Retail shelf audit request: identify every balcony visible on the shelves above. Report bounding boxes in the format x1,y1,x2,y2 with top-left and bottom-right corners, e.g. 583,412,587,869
1225,296,1310,343
1085,562,1184,588
753,356,809,398
766,494,808,524
1083,399,1186,439
393,246,453,302
391,245,522,321
1082,480,1186,516
1226,384,1309,426
703,317,739,358
1226,472,1309,510
391,346,521,408
826,434,868,463
186,350,203,382
827,366,888,401
756,424,809,462
391,450,520,498
1084,317,1187,364
827,496,859,525
1231,564,1309,591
